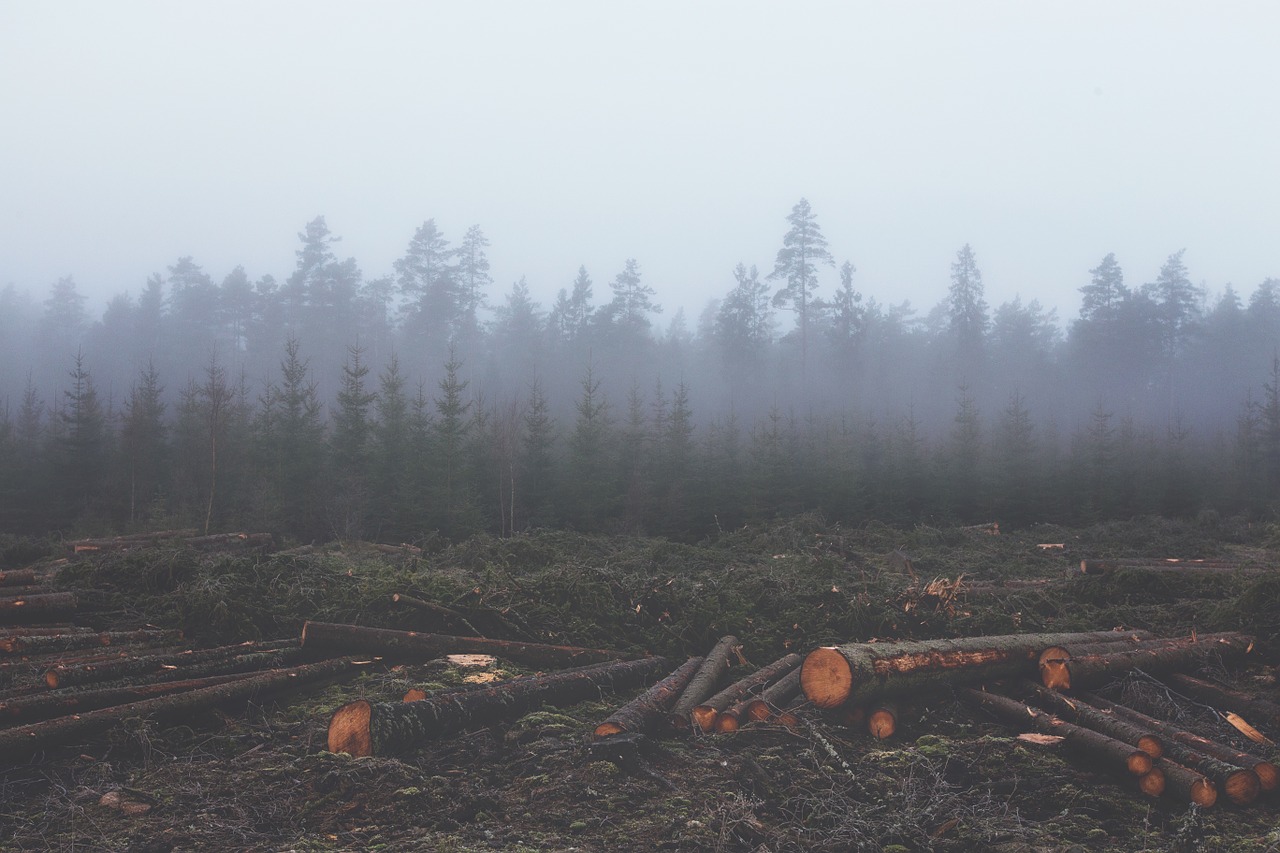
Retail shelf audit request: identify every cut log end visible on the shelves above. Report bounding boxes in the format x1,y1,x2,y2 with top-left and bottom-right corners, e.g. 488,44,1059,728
1255,762,1278,792
328,699,373,757
744,699,771,723
868,706,897,739
691,705,718,734
1138,768,1165,797
715,712,740,734
1137,735,1163,760
801,647,852,709
45,669,63,689
1223,769,1261,805
1126,751,1153,777
593,721,625,738
1190,778,1218,807
1040,660,1070,691
403,689,427,702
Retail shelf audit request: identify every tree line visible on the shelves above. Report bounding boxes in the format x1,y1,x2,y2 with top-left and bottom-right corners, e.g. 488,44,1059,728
3,199,1280,540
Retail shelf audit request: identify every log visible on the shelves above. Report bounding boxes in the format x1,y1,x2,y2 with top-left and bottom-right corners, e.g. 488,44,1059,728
391,594,483,637
1138,767,1165,798
0,628,182,655
1,626,97,642
0,657,375,762
1084,693,1273,799
1043,634,1256,691
45,639,299,689
0,592,77,623
183,532,274,550
701,653,803,734
960,688,1153,777
668,635,741,730
300,621,627,669
1038,633,1233,688
329,656,669,757
868,702,899,739
1025,683,1163,759
803,630,1151,708
1156,758,1218,807
743,668,802,723
0,570,38,587
0,672,255,726
1080,559,1247,575
594,656,704,738
1036,632,1157,667
1166,672,1280,730
372,542,423,556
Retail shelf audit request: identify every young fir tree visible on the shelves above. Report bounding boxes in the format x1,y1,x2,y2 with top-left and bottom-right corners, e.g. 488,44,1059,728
330,344,377,538
566,365,614,529
519,379,557,529
120,361,167,527
55,351,108,527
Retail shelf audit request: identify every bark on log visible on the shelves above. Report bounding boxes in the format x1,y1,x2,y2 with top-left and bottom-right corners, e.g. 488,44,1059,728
300,621,627,669
1156,758,1218,807
868,702,899,739
183,532,274,550
1043,634,1256,691
0,570,38,587
1166,672,1280,730
372,542,423,556
1084,693,1274,798
1080,559,1247,575
1036,632,1157,667
1038,633,1237,688
0,592,77,623
0,628,182,656
329,656,669,757
0,657,374,762
1025,683,1163,759
45,639,299,689
0,672,254,726
1,626,97,643
961,688,1153,777
743,668,802,723
701,653,803,734
594,656,704,738
668,635,741,730
391,594,483,637
803,630,1151,708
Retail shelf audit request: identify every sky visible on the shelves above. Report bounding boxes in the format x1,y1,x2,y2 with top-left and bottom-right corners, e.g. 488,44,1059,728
2,1,1278,324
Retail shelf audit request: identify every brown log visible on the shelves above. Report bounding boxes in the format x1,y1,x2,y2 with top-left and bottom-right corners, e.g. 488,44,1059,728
0,672,255,726
44,639,299,689
0,570,38,587
701,653,803,734
594,656,704,738
372,542,423,556
1025,683,1163,759
1138,767,1165,798
961,688,1152,776
0,656,375,762
1038,632,1236,689
300,621,628,669
1156,758,1219,807
743,667,803,724
391,594,483,637
329,656,669,757
0,592,77,623
668,635,741,730
0,628,182,656
1,626,97,642
803,630,1151,708
1084,693,1273,799
1166,672,1280,730
1036,631,1157,667
1080,559,1249,575
1043,633,1256,691
868,702,899,739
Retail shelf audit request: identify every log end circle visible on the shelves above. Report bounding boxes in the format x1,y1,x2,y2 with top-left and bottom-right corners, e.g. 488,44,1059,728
801,647,852,709
1138,768,1165,798
328,699,373,757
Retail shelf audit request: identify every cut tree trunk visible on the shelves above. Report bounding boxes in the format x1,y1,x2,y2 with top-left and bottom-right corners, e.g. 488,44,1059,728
1080,558,1241,574
1,627,97,643
0,656,374,763
329,656,670,757
1166,672,1280,730
961,688,1153,777
183,532,274,550
1155,758,1219,807
1042,633,1255,691
668,635,741,730
300,621,627,669
391,594,483,637
371,543,423,556
594,656,704,738
868,702,900,739
45,639,299,689
1036,632,1157,667
1025,683,1163,759
0,570,38,587
1083,692,1274,798
1138,767,1165,798
803,630,1151,708
0,628,183,656
0,672,255,725
743,668,803,724
700,653,803,734
1038,633,1237,688
0,593,77,623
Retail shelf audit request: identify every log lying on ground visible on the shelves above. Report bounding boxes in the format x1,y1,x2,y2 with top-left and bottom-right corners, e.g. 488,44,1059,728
868,702,900,739
1137,767,1166,798
1036,632,1156,666
300,621,627,669
0,656,375,763
960,687,1153,777
0,672,255,725
45,639,300,689
1038,633,1220,687
1080,558,1242,574
594,656,704,738
803,630,1151,708
184,532,274,550
1083,692,1274,797
743,668,803,724
1042,633,1256,691
1025,683,1163,758
329,656,669,757
668,635,741,730
1166,672,1280,730
0,592,77,623
1,626,97,643
371,542,424,556
702,653,803,734
0,570,38,587
0,628,182,655
1155,758,1219,807
391,594,483,637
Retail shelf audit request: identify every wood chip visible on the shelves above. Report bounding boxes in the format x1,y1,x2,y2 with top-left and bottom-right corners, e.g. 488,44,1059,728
1225,711,1274,745
1017,733,1065,746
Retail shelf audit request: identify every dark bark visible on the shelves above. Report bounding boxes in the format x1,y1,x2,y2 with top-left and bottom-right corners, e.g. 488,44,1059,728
0,570,38,587
743,667,802,723
45,639,299,689
0,629,183,656
0,672,253,725
1025,683,1163,759
700,653,803,734
1155,758,1218,806
595,656,703,738
1080,558,1242,574
391,594,483,637
669,635,741,730
0,592,77,623
301,621,627,669
1044,633,1255,691
1166,672,1280,730
329,656,670,757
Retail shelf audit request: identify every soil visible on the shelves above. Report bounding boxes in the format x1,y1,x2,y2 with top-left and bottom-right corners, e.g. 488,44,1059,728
1,515,1278,851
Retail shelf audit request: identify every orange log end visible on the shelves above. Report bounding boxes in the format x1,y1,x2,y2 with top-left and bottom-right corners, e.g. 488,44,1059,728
328,699,373,757
801,647,852,709
1138,768,1165,798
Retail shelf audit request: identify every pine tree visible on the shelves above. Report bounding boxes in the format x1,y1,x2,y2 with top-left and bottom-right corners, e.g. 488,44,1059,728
370,356,416,540
948,244,989,368
566,366,614,529
1080,253,1127,323
120,362,167,527
330,344,377,538
519,379,557,529
55,351,107,526
433,348,479,538
769,198,834,374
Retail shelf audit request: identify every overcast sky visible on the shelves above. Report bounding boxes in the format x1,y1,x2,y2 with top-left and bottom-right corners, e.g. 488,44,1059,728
3,1,1278,324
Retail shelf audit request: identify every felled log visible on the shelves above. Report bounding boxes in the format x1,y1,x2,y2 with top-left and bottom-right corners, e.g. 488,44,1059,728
700,653,803,733
183,532,274,550
961,687,1152,776
1025,683,1163,758
0,592,77,623
45,639,300,689
1038,632,1219,687
1166,672,1280,730
1156,758,1219,807
0,656,374,762
868,702,900,739
802,630,1151,708
1041,633,1255,691
742,668,802,724
1036,631,1156,666
391,594,483,637
0,628,182,655
668,635,741,730
1138,767,1165,797
1084,693,1274,798
0,570,38,587
1080,559,1245,575
0,672,254,725
1,626,97,642
372,542,423,556
594,656,703,738
329,656,669,757
300,621,627,669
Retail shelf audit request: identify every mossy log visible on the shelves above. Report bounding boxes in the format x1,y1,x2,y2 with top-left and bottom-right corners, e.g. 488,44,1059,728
391,594,483,637
1080,558,1241,574
1039,633,1248,689
0,592,77,623
868,702,900,739
1166,672,1280,730
0,672,254,725
1025,683,1163,758
0,656,373,762
668,635,741,730
0,570,39,587
1084,693,1272,799
329,655,669,757
0,628,183,656
701,653,803,734
301,621,626,669
961,688,1153,777
1036,632,1156,666
1042,633,1255,691
803,630,1150,708
45,639,300,689
743,667,802,724
594,656,703,738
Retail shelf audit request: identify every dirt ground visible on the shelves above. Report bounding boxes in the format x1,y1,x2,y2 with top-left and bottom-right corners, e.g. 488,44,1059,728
1,516,1279,852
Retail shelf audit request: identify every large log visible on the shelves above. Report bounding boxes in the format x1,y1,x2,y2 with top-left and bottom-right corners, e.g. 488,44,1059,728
1083,693,1273,799
0,657,374,762
1042,633,1256,691
1036,632,1157,667
0,672,255,725
329,656,669,757
1025,683,1163,759
960,688,1153,777
0,592,77,623
1038,632,1242,689
1155,758,1219,807
1080,558,1242,574
803,630,1151,708
0,628,183,655
743,668,803,724
1166,672,1280,730
702,653,804,734
668,635,741,731
391,593,483,637
0,570,38,587
45,639,300,689
1,626,97,642
594,656,704,738
300,621,627,669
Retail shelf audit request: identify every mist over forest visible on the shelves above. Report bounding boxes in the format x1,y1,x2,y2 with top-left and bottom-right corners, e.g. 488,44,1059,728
4,198,1280,541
